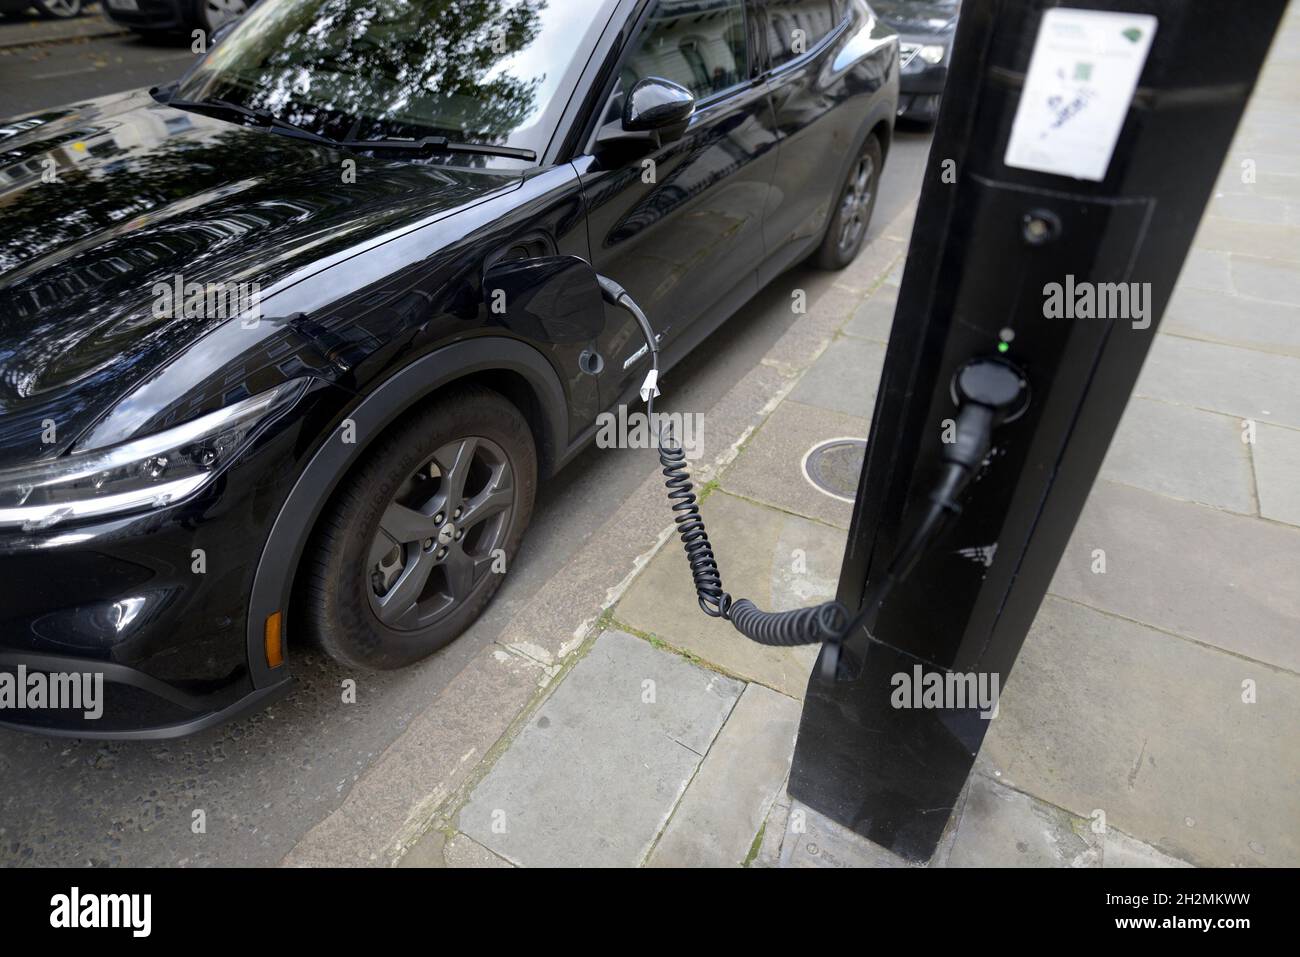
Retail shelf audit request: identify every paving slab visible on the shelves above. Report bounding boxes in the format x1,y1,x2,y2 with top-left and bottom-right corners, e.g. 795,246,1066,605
281,643,546,867
1228,254,1300,305
1177,248,1233,293
937,772,1101,867
648,683,801,867
397,829,511,867
831,233,908,295
443,833,513,868
1051,480,1300,671
779,800,914,868
982,597,1300,866
1194,217,1300,263
457,630,742,867
787,334,886,418
1216,166,1300,204
1099,397,1254,513
1208,190,1297,226
396,829,447,867
721,399,870,529
751,792,791,868
617,491,843,697
1163,285,1300,358
842,283,898,343
1102,829,1193,869
1135,334,1300,430
1251,422,1300,527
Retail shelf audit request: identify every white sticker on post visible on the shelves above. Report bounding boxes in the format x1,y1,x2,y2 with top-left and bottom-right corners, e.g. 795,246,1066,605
1004,8,1157,182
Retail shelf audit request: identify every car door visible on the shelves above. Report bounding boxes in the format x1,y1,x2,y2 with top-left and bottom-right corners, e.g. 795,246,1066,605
572,0,780,409
758,0,866,278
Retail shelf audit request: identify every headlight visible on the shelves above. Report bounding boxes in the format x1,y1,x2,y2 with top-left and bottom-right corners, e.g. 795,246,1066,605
0,379,306,532
900,41,946,67
918,44,946,64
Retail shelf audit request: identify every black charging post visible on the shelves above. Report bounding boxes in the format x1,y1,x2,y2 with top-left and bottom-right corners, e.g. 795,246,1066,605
789,0,1288,862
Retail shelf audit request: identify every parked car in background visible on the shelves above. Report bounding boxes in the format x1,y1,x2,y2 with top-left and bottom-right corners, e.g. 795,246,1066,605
102,0,248,36
871,0,958,124
0,0,898,738
0,0,84,19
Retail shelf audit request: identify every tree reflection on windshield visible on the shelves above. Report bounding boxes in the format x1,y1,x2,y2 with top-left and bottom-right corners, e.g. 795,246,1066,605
178,0,555,147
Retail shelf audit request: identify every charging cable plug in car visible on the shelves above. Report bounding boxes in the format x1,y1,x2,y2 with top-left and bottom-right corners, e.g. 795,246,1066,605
598,274,1028,676
596,275,662,402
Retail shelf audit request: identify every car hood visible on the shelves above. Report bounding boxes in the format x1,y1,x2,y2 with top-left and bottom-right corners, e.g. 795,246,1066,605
0,90,520,466
872,0,959,37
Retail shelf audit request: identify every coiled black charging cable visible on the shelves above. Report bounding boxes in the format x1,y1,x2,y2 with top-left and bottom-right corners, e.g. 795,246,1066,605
596,274,1028,673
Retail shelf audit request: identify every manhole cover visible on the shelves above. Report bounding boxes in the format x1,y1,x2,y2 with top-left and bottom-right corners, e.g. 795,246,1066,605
803,438,867,501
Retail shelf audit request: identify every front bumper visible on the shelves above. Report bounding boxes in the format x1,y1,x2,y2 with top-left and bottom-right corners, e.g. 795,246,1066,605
898,61,948,123
0,402,320,739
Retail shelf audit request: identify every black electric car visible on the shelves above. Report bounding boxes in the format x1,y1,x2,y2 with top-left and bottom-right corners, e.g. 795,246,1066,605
872,0,958,124
0,0,898,738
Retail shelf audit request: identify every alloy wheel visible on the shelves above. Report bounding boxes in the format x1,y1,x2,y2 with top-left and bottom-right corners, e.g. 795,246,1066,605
837,151,876,255
203,0,247,31
36,0,82,17
365,436,515,631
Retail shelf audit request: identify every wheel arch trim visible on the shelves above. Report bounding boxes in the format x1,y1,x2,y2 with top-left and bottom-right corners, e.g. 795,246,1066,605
244,336,569,688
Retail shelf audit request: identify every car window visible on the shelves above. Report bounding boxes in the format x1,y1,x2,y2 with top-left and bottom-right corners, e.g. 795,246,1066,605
766,0,838,68
622,0,750,102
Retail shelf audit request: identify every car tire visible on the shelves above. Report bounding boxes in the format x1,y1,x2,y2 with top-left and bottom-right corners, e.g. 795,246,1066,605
33,0,83,18
297,385,537,671
810,132,883,271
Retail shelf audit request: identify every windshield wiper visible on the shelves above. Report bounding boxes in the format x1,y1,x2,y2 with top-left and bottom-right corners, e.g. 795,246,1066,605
152,88,536,161
153,89,337,146
336,135,537,162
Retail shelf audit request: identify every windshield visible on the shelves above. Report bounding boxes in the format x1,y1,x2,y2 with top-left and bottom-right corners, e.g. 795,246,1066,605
174,0,615,162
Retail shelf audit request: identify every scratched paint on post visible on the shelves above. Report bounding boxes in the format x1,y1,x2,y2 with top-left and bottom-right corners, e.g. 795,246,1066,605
1004,8,1158,182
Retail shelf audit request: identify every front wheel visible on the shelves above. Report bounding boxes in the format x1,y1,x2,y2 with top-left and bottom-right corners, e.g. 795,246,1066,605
811,132,883,270
33,0,83,18
297,386,537,671
193,0,246,34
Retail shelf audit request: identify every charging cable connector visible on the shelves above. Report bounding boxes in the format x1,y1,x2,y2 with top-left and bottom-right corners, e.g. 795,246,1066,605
597,269,1028,678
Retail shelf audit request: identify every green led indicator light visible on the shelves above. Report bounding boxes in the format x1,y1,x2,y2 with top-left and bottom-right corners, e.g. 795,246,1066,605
997,341,1010,353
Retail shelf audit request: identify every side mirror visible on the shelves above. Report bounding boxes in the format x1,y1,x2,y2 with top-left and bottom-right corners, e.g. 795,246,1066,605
624,77,696,132
481,255,606,343
597,77,696,150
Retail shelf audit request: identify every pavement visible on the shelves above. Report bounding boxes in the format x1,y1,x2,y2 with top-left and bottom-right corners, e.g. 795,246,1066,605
0,6,123,51
385,11,1300,869
0,6,197,120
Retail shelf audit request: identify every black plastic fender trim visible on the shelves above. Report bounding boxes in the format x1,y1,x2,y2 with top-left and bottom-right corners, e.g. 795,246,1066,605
244,336,570,688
